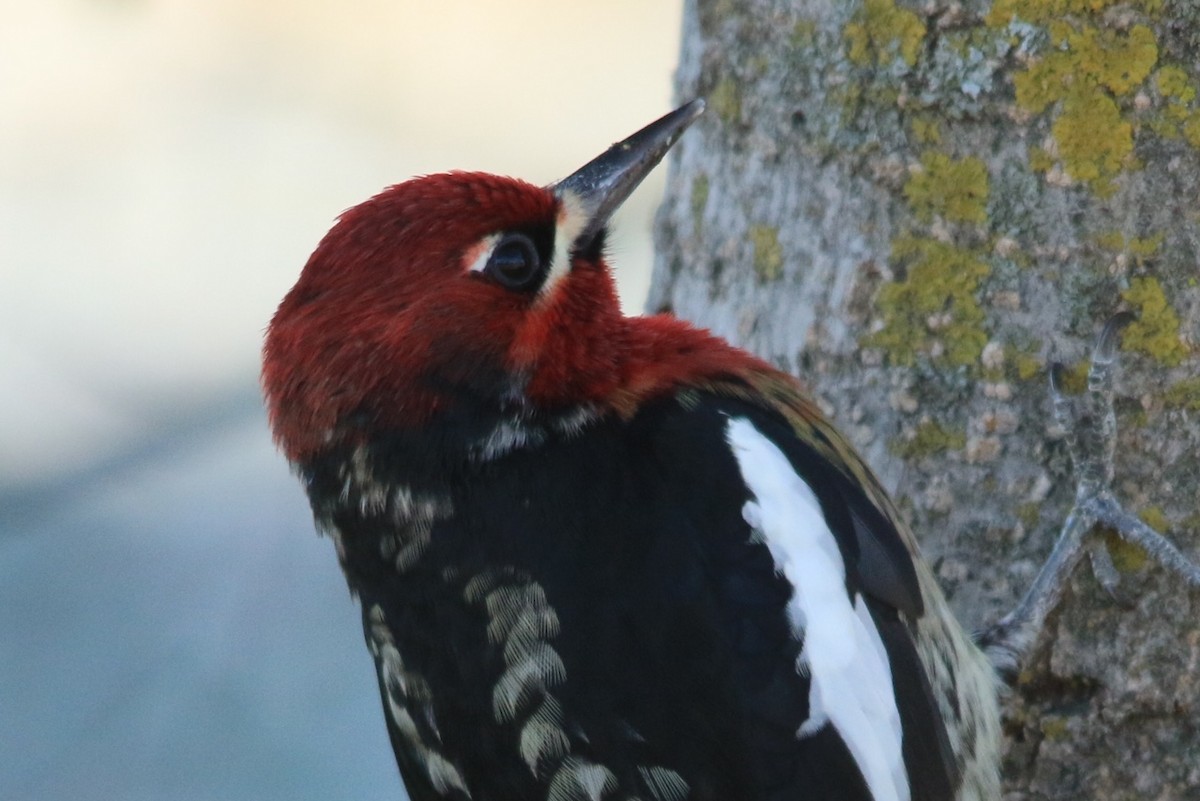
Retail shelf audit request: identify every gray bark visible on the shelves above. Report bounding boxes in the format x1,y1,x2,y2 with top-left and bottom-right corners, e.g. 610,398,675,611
651,1,1200,798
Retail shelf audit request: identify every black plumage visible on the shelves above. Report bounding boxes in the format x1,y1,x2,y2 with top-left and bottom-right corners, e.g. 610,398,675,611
302,390,958,801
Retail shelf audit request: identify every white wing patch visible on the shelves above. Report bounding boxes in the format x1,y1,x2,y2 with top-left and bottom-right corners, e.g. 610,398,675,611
726,417,909,801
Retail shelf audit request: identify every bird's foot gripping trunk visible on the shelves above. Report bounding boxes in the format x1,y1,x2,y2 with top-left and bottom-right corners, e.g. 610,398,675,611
978,313,1200,680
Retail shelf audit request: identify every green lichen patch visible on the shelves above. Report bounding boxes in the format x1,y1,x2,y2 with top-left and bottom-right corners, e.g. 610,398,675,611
889,418,967,459
1149,64,1200,141
1181,110,1200,148
690,174,710,231
1040,716,1070,741
987,0,1090,27
1028,146,1055,174
1140,505,1170,532
1163,377,1200,410
792,18,817,48
988,0,1156,28
747,54,771,78
1128,233,1164,257
710,76,742,125
1008,19,1158,193
749,225,784,282
1094,231,1163,266
1058,360,1091,394
864,236,990,367
1120,276,1189,365
1010,347,1043,381
1053,91,1134,193
844,0,926,68
903,152,990,224
1156,64,1196,105
1103,526,1150,573
1072,23,1157,97
1014,23,1157,112
910,115,942,145
1017,501,1042,529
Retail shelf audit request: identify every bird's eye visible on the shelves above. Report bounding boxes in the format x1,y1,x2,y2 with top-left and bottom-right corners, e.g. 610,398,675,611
484,234,543,291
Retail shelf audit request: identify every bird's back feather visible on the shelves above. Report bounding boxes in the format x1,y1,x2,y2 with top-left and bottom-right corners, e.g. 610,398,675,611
304,380,972,800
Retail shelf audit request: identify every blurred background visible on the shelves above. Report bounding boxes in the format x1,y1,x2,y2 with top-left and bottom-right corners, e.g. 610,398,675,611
1,2,681,798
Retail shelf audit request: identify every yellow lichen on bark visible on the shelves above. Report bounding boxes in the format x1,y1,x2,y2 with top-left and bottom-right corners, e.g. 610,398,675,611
988,0,1161,27
844,0,925,68
890,419,967,460
749,225,783,282
1052,91,1133,192
903,152,990,224
1011,21,1157,192
864,237,990,367
1121,277,1189,365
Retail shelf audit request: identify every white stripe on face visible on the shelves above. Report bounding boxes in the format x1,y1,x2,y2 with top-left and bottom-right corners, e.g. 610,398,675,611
463,233,503,274
461,195,582,301
547,190,589,289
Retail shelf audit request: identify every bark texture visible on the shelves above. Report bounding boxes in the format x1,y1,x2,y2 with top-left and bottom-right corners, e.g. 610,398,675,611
651,1,1200,798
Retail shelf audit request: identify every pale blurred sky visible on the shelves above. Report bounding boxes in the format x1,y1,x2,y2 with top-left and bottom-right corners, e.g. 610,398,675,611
2,9,686,797
1,0,683,486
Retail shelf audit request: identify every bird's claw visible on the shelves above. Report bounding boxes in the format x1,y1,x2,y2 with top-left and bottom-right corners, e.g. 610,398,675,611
1085,537,1131,608
981,313,1200,678
1089,493,1200,589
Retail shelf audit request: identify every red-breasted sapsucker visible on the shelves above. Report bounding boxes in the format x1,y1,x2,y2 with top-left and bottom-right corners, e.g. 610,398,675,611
262,101,1009,801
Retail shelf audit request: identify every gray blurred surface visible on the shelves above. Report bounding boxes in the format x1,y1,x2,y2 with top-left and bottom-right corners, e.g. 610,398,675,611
1,399,399,801
2,4,679,798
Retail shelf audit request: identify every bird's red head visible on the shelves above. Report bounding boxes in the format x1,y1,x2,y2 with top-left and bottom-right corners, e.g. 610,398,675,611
263,100,763,463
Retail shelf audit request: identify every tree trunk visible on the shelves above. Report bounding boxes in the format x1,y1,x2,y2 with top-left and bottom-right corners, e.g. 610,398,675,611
651,1,1200,798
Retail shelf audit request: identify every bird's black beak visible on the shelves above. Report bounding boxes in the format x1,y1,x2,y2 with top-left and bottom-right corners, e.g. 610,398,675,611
552,99,705,255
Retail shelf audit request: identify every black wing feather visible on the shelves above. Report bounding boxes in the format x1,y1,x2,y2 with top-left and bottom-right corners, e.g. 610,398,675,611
311,390,956,801
704,393,958,801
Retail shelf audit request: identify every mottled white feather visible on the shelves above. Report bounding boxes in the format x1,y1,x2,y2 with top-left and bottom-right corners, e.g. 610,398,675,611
368,605,472,798
637,765,689,801
548,757,616,801
519,697,570,773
